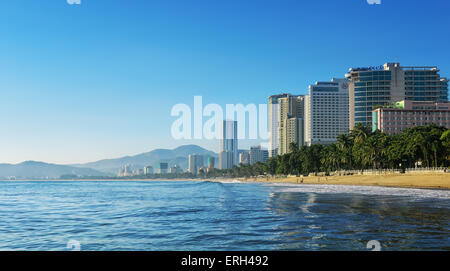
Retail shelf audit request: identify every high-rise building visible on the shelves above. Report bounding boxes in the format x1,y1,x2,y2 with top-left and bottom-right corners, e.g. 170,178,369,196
372,100,450,134
118,164,132,177
169,165,183,174
268,94,290,157
304,78,350,145
278,95,305,155
158,162,168,174
249,146,269,165
239,152,250,165
188,154,204,174
346,63,448,129
144,166,153,175
219,120,238,169
207,157,215,170
219,151,234,170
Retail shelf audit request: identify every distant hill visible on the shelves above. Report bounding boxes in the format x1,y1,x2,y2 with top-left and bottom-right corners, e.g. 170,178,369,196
0,161,107,179
73,145,218,174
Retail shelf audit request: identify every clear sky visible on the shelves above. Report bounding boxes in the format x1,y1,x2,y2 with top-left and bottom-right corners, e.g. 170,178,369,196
0,0,449,164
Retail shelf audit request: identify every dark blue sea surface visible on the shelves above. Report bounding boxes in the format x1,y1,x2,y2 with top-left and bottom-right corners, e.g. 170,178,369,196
0,180,448,251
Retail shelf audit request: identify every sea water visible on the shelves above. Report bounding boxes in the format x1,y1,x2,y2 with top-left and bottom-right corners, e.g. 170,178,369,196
0,180,448,251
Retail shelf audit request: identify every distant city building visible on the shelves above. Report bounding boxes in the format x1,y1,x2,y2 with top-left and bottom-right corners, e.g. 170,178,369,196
278,95,305,155
372,100,450,134
207,157,215,169
134,169,144,176
118,164,132,177
249,146,269,165
158,162,168,174
346,63,449,129
188,154,204,174
169,165,183,174
144,166,154,175
239,152,250,165
219,120,238,169
219,151,234,170
304,78,350,145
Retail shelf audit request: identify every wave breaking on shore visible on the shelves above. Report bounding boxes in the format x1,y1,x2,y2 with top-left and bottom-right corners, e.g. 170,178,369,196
267,183,450,200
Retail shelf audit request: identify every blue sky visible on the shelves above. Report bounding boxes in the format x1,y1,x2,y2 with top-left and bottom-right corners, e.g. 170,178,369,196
0,0,449,164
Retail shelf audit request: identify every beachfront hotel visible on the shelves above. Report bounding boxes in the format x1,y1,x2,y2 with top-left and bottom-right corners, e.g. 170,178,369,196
219,120,238,169
249,145,269,165
346,63,449,129
278,94,305,155
268,94,289,157
372,100,450,134
304,78,350,146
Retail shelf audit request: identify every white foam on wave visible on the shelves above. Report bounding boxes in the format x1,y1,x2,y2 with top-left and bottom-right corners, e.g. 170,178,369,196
266,183,450,200
212,179,245,184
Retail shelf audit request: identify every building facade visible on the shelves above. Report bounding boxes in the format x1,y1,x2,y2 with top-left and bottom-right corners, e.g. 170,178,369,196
268,94,290,157
207,157,215,170
304,78,350,145
159,162,168,174
170,165,183,174
239,152,250,165
346,63,448,129
219,120,238,169
372,100,450,134
249,146,269,165
219,151,234,170
188,154,204,174
144,166,153,175
278,95,305,155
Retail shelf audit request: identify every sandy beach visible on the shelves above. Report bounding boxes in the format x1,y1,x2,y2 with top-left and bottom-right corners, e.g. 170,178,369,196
230,172,450,190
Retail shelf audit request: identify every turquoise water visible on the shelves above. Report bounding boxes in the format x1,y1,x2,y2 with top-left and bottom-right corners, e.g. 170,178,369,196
0,180,449,251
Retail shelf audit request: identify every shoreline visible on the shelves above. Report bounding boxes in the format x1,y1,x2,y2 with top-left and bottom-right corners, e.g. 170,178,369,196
2,173,449,190
224,172,450,190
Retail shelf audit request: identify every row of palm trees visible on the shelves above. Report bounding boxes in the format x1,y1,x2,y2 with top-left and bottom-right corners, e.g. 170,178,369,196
208,124,449,178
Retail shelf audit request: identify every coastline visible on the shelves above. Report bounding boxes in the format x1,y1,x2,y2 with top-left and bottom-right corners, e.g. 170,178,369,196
222,172,450,190
2,173,449,190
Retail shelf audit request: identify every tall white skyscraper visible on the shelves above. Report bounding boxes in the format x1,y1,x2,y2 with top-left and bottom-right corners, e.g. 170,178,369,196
219,120,238,169
304,78,350,145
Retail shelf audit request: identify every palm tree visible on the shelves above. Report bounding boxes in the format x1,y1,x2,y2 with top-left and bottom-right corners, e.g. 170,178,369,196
337,134,353,169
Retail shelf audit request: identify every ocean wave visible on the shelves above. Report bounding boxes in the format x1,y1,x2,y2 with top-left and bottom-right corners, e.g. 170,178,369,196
266,184,450,200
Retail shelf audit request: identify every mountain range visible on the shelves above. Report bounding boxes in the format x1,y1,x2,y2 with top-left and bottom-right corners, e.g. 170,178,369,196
0,161,105,179
72,144,218,174
0,145,218,179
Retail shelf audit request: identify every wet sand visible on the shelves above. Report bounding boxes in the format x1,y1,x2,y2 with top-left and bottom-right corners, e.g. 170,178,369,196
229,173,450,190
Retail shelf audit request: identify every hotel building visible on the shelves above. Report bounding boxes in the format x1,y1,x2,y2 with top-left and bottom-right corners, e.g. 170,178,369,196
219,120,238,169
239,152,250,165
346,63,448,129
304,78,350,145
372,100,450,134
159,162,168,174
278,94,305,155
268,94,290,157
249,145,269,165
144,166,153,175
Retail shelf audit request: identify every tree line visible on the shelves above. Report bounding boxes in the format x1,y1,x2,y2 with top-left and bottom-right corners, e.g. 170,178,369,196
205,124,450,178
